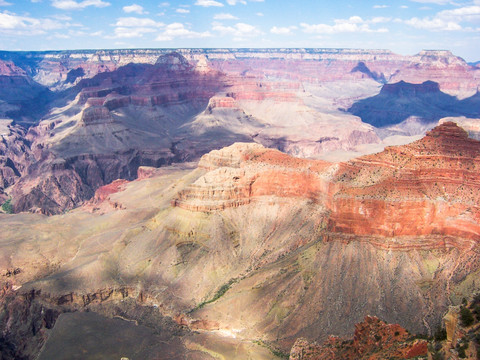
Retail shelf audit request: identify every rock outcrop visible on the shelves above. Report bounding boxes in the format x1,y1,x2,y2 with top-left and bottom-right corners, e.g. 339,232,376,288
289,316,428,359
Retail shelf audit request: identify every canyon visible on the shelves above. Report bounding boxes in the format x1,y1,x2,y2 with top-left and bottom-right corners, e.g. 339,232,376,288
0,121,479,359
0,48,479,214
0,48,479,359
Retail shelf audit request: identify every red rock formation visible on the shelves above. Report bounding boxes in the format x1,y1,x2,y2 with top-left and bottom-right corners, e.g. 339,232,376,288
174,122,480,248
289,316,428,360
329,122,480,242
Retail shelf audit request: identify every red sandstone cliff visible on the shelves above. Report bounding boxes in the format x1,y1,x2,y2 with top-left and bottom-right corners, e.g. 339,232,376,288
173,122,480,247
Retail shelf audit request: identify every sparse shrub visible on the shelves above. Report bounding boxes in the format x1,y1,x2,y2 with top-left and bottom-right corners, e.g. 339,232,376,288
460,306,474,327
434,326,447,341
1,199,13,214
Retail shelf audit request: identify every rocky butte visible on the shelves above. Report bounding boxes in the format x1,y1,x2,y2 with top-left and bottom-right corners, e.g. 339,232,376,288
0,120,479,359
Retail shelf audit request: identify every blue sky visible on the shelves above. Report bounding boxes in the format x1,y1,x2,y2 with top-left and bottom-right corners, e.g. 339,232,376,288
1,0,480,61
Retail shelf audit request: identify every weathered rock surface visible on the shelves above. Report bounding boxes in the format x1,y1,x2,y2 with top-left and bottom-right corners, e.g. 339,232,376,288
289,316,428,359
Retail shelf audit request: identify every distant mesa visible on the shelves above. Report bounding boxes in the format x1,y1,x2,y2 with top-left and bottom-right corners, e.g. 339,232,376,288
348,80,480,127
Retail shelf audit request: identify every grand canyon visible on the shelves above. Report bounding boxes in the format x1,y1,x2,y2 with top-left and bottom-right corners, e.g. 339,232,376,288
0,48,479,359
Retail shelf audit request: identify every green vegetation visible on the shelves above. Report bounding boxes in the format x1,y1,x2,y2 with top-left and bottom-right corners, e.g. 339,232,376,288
1,198,13,214
253,340,289,359
434,326,447,342
460,306,474,327
193,278,236,311
456,339,469,358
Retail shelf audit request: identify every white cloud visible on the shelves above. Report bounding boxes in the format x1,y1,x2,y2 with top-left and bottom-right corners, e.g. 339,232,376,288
31,0,42,2
0,11,70,35
213,12,238,19
176,8,190,13
123,4,145,14
405,17,462,30
400,5,409,8
212,22,262,40
404,5,480,32
300,16,389,34
370,16,391,23
439,6,480,22
114,17,164,27
256,12,263,16
159,2,169,6
373,5,388,8
110,26,157,38
109,16,165,38
51,0,110,10
156,22,211,41
226,0,246,4
0,1,12,6
195,0,223,7
270,25,297,35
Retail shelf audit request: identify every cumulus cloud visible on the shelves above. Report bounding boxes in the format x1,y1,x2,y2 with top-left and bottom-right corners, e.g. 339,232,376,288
301,16,389,34
176,8,190,13
214,12,238,19
108,16,165,38
0,1,12,6
0,11,70,35
212,22,262,40
270,25,297,35
373,5,388,8
439,6,480,22
110,26,156,38
405,17,461,30
155,22,211,41
195,0,223,7
123,4,145,14
51,0,110,10
404,5,480,31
